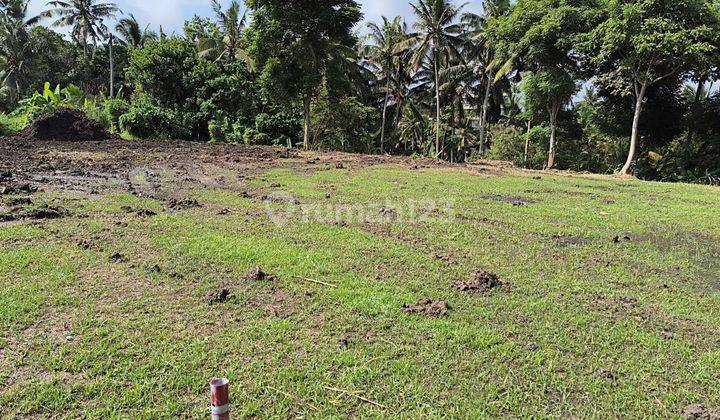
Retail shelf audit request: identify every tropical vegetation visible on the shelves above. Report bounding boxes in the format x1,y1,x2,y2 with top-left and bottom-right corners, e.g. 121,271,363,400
1,0,719,183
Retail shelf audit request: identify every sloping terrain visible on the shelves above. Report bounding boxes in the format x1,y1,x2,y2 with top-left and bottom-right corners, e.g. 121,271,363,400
1,138,719,418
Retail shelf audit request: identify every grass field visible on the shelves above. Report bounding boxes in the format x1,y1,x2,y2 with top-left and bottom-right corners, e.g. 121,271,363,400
1,146,719,418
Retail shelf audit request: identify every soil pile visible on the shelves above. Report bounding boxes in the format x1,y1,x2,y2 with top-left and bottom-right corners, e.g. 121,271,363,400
17,108,112,141
403,299,449,317
452,270,504,294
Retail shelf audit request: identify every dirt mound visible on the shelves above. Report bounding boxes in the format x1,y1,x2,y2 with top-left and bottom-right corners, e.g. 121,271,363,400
453,270,504,294
684,404,720,419
17,108,112,141
402,299,449,318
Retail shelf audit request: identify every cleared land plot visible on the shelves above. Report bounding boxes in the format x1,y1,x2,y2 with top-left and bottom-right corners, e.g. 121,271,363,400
1,138,719,418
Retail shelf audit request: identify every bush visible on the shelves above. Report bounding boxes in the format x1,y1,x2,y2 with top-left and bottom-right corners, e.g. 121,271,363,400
119,100,192,139
486,123,551,169
0,113,29,134
104,98,130,133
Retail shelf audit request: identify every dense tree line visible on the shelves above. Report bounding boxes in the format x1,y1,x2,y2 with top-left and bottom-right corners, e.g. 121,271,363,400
1,0,719,183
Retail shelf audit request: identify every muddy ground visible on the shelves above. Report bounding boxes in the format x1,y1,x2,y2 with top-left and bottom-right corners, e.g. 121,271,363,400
0,137,473,201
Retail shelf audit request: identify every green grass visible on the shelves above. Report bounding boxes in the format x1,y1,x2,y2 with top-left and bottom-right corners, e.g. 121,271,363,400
1,165,719,418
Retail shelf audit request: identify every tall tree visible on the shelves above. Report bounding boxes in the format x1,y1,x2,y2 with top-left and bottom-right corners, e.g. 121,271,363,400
115,14,156,47
246,0,362,150
198,0,250,63
45,0,120,58
365,16,407,153
491,0,587,168
0,0,42,103
462,0,510,154
401,0,465,155
579,0,719,175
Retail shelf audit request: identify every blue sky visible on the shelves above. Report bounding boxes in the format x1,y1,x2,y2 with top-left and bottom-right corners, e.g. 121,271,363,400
28,0,484,36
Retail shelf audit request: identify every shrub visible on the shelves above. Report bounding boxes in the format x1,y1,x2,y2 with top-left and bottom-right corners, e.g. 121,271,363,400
243,127,259,145
119,101,192,139
104,98,130,133
208,119,226,143
487,123,551,169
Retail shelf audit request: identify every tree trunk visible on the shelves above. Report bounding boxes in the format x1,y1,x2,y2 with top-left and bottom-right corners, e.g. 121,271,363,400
620,81,648,176
303,94,311,150
524,120,531,166
380,75,391,154
109,34,114,98
547,105,559,169
433,50,441,156
478,73,492,154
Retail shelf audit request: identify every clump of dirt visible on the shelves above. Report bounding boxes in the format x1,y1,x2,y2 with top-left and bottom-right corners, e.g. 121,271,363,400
16,108,112,141
452,270,504,294
207,288,231,305
552,234,590,246
613,234,632,243
1,204,68,221
0,183,37,195
244,266,278,282
120,206,157,217
0,171,12,182
378,206,398,221
402,299,449,318
27,205,68,220
108,252,124,263
684,404,720,419
6,197,32,206
166,198,201,210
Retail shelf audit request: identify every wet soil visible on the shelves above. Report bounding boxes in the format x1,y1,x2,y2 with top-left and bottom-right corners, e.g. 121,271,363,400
0,136,463,202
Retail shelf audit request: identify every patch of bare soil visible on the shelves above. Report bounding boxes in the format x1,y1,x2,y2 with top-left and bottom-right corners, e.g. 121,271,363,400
452,270,504,294
0,204,69,222
481,194,533,206
684,404,720,420
15,108,113,142
402,299,449,318
244,266,278,282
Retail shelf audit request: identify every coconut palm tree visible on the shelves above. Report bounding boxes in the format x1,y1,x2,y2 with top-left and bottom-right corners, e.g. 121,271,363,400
462,0,511,153
198,0,250,64
115,14,156,47
45,0,120,58
400,0,466,155
365,16,408,153
0,0,42,102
